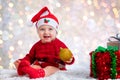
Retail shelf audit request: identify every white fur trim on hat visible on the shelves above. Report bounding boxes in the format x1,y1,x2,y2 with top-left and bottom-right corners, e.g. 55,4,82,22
37,18,59,31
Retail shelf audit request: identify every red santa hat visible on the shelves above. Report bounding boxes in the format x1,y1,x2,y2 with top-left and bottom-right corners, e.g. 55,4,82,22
31,6,59,31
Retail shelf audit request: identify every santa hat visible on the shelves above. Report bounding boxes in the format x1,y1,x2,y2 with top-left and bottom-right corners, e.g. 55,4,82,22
31,6,59,31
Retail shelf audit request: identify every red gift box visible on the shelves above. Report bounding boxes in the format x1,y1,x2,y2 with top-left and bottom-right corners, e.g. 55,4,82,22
90,46,120,80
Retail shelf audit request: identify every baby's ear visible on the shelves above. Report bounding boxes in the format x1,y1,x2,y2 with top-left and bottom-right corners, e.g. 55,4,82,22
36,27,39,32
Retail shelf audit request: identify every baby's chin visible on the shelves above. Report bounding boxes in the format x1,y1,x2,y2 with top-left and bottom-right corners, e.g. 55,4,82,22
41,39,54,43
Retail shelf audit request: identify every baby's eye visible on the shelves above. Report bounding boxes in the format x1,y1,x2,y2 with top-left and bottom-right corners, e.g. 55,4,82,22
39,28,45,31
49,28,53,31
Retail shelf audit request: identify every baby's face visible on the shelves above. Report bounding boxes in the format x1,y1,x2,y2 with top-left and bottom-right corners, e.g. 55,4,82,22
37,25,57,43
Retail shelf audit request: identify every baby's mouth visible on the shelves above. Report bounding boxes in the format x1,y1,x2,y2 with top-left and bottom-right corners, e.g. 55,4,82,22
44,36,51,38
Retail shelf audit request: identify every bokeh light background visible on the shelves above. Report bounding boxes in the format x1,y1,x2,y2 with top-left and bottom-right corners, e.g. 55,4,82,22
0,0,120,70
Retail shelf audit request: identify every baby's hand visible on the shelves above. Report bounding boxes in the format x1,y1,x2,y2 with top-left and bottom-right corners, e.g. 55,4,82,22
14,60,21,69
65,57,73,63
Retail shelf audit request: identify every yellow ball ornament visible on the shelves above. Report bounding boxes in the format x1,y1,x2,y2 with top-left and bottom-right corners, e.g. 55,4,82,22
59,48,73,61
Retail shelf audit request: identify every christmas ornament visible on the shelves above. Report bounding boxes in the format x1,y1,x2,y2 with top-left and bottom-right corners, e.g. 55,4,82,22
59,48,72,61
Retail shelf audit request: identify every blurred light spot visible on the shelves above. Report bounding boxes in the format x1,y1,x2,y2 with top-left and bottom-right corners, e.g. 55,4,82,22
83,16,88,21
17,40,23,46
9,34,13,39
9,46,15,51
0,30,2,35
113,8,119,18
0,57,2,61
19,54,24,58
0,39,3,44
0,5,2,10
0,17,2,22
87,0,92,5
65,7,70,12
18,19,23,24
56,2,61,7
0,66,3,69
8,2,14,8
90,11,94,16
8,26,13,31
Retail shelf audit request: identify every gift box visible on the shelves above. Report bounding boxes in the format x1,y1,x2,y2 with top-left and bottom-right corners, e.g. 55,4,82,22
107,41,120,50
90,46,120,80
107,34,120,49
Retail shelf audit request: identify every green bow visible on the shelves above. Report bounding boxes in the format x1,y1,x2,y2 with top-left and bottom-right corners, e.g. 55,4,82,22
95,46,106,52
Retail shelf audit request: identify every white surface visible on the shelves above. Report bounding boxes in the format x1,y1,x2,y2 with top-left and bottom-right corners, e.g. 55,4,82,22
0,68,95,80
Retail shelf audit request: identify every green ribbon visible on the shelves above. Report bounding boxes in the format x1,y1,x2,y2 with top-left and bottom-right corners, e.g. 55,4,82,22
92,46,107,78
107,46,118,79
91,51,97,78
91,46,118,78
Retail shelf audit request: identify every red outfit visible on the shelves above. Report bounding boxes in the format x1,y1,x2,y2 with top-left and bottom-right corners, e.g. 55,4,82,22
20,38,75,70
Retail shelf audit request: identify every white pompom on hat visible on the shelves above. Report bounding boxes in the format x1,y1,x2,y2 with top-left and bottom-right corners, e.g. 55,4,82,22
31,6,59,31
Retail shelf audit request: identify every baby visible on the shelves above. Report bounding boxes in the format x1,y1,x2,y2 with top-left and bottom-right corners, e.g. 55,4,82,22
14,6,75,79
